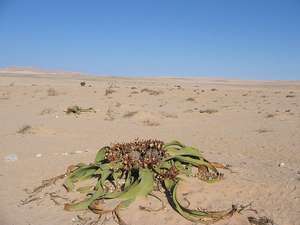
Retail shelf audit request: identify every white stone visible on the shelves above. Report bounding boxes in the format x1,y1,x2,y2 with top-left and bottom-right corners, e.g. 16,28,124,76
4,154,18,162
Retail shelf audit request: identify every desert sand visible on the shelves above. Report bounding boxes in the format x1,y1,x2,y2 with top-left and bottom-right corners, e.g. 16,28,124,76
0,69,299,225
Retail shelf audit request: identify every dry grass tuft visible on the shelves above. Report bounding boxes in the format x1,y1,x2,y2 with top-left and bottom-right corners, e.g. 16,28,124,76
65,106,95,115
199,109,218,114
143,120,160,126
256,129,272,133
17,125,33,134
265,114,275,118
141,88,162,96
123,111,138,118
286,94,295,98
105,84,116,96
248,216,275,225
186,97,195,102
174,85,183,89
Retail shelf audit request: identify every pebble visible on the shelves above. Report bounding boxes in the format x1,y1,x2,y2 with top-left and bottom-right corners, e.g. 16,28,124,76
278,162,285,167
62,152,69,156
4,154,18,162
55,115,59,118
35,153,42,158
75,150,83,154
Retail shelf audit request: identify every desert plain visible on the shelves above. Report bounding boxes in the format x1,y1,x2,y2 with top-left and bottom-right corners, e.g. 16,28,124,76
0,69,299,225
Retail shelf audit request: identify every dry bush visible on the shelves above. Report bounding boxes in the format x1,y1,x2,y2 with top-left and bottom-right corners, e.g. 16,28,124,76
105,84,116,96
47,88,59,96
65,106,95,115
17,125,33,134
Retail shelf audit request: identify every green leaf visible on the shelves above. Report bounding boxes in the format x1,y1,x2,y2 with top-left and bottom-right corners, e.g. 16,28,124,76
166,179,234,223
119,169,154,200
166,146,202,158
172,155,218,174
174,161,191,176
77,185,94,193
95,146,109,163
64,188,105,211
100,170,112,187
64,165,98,191
97,169,154,210
163,140,185,149
124,170,132,189
163,178,175,190
158,160,172,170
112,169,123,181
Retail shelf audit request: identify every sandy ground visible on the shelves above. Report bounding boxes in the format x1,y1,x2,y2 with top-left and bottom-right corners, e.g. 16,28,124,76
0,72,299,225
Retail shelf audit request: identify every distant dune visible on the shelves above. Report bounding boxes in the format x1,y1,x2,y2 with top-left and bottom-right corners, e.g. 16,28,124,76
0,66,83,77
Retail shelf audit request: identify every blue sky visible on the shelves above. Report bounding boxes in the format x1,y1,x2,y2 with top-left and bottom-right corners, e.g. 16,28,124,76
0,0,299,80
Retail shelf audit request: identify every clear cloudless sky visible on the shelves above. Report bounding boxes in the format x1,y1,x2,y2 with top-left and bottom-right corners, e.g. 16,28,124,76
0,0,300,80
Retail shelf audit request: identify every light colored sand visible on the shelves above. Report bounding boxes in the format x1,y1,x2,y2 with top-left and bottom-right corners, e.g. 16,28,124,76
0,71,299,225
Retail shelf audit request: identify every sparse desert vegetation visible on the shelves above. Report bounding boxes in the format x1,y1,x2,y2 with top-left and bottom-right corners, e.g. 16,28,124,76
105,84,116,96
0,73,299,225
142,119,160,126
141,88,163,96
17,125,33,134
65,105,95,115
47,88,59,96
199,109,218,114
